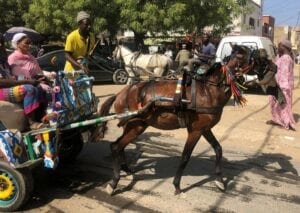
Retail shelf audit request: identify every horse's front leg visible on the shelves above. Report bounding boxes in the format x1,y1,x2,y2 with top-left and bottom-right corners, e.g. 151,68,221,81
106,120,147,195
173,131,201,195
203,129,225,191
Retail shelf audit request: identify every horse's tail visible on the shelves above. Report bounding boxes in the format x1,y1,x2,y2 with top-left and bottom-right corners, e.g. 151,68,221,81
96,95,117,139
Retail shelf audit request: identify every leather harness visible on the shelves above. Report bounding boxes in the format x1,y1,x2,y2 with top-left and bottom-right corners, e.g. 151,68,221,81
121,65,230,128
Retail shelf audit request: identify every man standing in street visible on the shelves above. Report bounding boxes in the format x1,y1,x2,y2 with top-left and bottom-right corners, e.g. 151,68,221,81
64,11,96,73
175,43,191,72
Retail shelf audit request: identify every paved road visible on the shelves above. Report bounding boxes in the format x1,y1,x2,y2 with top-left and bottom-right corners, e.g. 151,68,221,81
22,66,300,212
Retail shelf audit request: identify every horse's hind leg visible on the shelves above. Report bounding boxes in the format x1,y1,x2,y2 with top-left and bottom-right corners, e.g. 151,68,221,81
107,119,148,195
202,129,225,191
173,130,202,195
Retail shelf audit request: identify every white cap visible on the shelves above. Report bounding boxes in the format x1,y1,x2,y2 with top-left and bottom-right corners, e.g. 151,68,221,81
76,11,90,23
11,33,27,49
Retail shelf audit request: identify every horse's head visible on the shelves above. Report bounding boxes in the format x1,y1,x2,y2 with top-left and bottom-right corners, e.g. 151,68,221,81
224,45,252,74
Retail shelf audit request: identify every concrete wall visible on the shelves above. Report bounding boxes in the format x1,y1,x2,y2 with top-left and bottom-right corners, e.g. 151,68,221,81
273,26,300,51
274,26,290,46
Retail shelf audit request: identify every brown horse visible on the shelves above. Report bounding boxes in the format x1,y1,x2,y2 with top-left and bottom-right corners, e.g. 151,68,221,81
98,46,252,195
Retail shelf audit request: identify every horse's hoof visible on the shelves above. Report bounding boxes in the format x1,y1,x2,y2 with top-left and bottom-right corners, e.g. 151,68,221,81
174,188,181,195
215,179,226,191
106,184,115,195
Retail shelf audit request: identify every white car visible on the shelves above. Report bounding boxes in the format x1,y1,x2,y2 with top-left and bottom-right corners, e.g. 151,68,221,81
215,35,276,63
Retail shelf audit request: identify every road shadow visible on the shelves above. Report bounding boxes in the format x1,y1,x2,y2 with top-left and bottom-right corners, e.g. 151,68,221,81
21,131,300,211
115,149,299,195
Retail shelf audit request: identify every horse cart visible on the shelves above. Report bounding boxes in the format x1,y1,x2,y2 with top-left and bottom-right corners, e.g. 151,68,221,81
0,70,138,212
0,45,272,211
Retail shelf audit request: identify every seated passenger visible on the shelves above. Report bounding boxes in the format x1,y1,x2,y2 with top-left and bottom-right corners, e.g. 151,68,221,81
8,33,56,93
0,33,47,130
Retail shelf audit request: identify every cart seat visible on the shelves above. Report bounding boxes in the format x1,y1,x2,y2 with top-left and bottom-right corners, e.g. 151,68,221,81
0,101,27,132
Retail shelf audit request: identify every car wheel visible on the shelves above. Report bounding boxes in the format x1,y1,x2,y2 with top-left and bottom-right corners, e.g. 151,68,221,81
113,69,129,84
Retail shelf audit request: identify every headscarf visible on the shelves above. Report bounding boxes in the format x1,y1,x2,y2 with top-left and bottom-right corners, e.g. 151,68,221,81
76,11,90,23
280,39,292,50
11,33,27,49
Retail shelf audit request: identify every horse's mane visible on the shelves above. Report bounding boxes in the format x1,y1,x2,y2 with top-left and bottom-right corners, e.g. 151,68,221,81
203,63,222,77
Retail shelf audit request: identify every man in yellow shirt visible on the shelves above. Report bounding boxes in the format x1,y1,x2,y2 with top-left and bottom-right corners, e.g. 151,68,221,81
64,11,96,73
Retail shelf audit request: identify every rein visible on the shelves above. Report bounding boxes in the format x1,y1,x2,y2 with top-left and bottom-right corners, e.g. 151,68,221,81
221,65,247,106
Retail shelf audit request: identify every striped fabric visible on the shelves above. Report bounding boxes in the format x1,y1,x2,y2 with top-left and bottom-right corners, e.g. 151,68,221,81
0,85,43,115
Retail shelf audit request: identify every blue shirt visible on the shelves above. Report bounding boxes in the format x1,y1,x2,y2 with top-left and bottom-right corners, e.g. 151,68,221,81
202,42,216,56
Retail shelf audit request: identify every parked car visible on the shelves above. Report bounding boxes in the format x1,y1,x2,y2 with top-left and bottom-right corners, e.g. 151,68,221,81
216,35,276,63
37,46,128,84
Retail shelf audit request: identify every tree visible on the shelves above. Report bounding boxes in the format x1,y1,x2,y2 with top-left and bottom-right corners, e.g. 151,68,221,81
115,0,249,39
4,0,250,43
23,0,120,40
0,0,31,33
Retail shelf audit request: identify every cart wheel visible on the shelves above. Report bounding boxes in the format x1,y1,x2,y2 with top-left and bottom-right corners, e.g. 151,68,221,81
113,69,129,84
59,132,84,163
0,161,33,212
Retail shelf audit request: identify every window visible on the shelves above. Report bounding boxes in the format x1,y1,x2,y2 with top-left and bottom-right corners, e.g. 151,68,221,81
249,17,255,29
221,43,234,61
264,24,269,34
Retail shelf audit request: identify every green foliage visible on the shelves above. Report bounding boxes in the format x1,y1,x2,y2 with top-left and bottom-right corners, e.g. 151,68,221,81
115,0,248,37
0,0,31,33
0,0,251,40
22,0,120,39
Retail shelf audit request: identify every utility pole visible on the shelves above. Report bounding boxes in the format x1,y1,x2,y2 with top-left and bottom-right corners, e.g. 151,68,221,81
296,11,300,27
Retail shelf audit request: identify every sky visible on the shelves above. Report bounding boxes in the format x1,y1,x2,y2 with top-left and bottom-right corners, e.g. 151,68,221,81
263,0,300,26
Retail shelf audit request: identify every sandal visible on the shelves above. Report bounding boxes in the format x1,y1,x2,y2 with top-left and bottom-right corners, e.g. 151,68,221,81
30,122,48,130
265,120,278,126
289,125,296,131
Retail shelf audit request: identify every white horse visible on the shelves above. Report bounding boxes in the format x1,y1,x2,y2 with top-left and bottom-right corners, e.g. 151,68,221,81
113,45,173,84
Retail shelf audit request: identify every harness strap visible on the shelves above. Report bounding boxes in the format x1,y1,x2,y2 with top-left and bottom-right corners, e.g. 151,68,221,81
125,84,136,111
189,106,223,114
191,78,196,109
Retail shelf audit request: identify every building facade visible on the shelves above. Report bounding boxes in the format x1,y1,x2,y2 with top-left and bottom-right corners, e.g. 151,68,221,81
228,0,263,36
262,15,275,41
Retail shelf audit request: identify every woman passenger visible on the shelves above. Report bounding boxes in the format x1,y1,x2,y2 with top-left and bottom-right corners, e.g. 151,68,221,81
0,33,47,130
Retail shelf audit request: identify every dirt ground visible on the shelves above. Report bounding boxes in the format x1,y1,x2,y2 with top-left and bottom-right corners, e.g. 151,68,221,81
22,65,300,212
